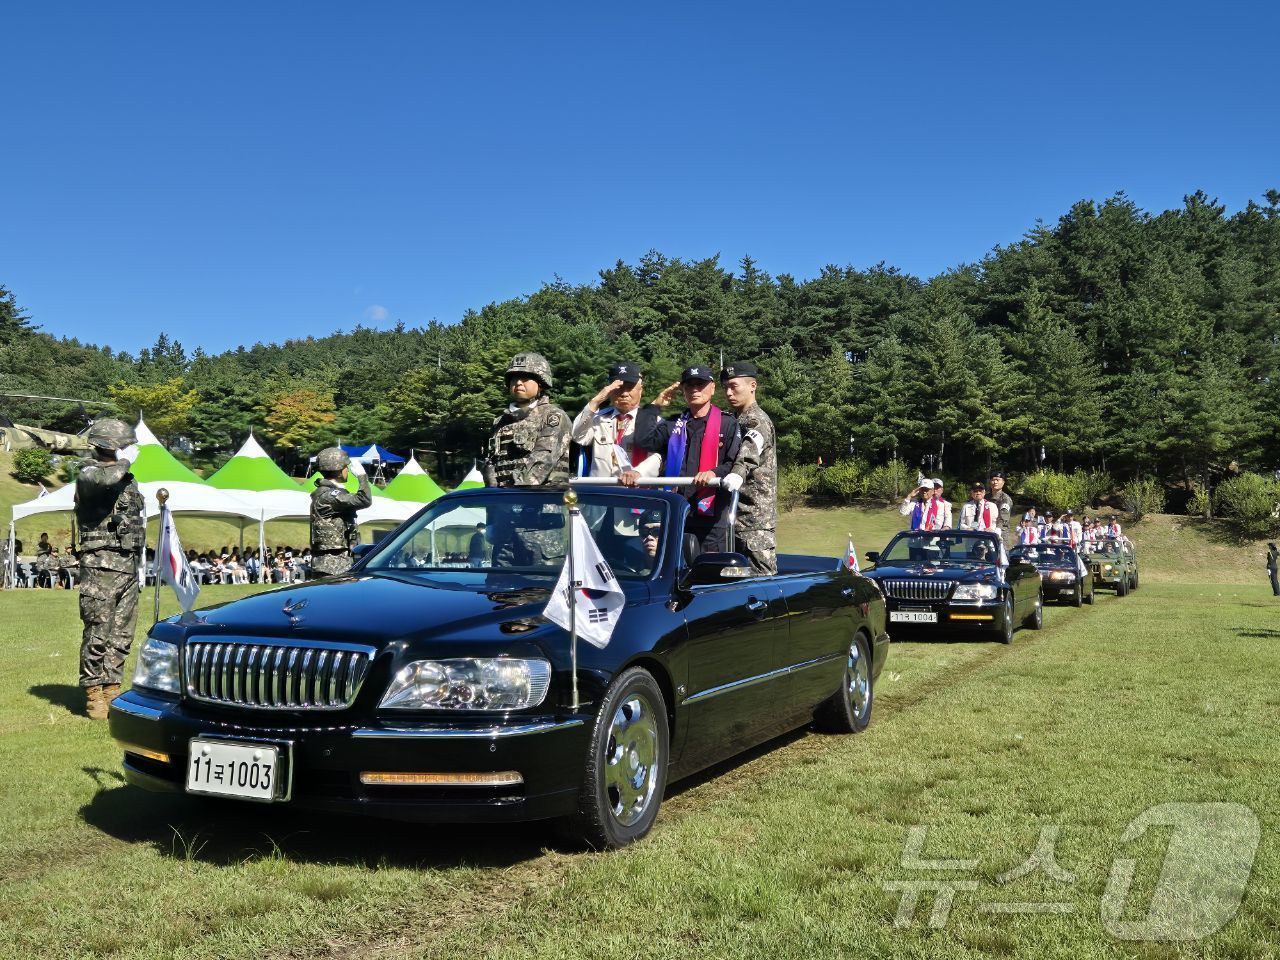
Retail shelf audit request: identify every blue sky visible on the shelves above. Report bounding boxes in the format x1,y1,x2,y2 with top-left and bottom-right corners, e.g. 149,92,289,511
3,1,1277,354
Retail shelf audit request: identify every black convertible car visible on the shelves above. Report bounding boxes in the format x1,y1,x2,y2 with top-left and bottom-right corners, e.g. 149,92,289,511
1008,543,1094,606
862,530,1043,643
109,485,888,849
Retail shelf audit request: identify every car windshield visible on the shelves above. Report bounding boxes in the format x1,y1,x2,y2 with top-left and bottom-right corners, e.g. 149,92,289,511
880,532,1002,565
1090,544,1124,558
363,492,668,579
1010,546,1077,565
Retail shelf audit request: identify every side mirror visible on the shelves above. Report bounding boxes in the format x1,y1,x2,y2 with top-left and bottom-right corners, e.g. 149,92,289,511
681,552,754,587
864,551,880,564
352,543,377,561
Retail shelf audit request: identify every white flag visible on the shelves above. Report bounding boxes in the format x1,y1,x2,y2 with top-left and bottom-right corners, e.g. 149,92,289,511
543,510,626,649
156,504,201,612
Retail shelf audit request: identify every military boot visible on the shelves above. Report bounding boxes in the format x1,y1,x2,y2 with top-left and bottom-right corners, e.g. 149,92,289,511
102,683,122,706
84,685,107,720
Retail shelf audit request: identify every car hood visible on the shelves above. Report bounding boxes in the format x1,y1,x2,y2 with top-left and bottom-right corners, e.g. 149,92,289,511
170,572,648,646
865,563,999,583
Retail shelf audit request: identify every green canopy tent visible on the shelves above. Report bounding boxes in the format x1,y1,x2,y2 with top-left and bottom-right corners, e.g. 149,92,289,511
454,465,485,490
381,456,445,504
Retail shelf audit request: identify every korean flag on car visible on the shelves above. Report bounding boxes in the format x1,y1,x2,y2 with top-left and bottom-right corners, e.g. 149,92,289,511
544,510,626,649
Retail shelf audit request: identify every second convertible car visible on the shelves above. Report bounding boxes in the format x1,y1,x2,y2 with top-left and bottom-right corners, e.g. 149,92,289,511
109,485,888,849
862,530,1043,643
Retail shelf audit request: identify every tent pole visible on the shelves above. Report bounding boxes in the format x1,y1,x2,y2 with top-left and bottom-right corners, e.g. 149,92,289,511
6,521,15,590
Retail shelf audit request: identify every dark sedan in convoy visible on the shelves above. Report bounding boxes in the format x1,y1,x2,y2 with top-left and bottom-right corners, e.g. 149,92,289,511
109,486,888,849
862,530,1042,643
1008,543,1094,607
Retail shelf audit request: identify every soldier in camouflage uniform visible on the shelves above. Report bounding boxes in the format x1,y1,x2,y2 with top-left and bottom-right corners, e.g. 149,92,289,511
309,447,373,577
75,418,145,719
483,353,571,487
721,362,778,575
484,353,571,566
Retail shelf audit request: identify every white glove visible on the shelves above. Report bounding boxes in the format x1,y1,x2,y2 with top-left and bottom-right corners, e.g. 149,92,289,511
722,473,743,493
348,457,366,477
117,444,139,464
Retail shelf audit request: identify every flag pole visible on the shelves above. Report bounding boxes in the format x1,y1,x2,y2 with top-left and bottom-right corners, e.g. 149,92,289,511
153,488,168,624
564,486,579,711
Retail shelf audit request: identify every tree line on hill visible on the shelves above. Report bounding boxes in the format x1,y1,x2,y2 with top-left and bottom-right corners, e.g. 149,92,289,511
2,189,1278,520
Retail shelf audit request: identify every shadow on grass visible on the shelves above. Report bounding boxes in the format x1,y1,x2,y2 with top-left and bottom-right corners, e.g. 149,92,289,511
29,682,85,715
1235,628,1280,639
78,778,551,870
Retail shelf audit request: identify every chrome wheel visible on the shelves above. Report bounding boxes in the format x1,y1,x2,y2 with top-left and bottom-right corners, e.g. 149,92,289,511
848,638,871,721
603,693,660,827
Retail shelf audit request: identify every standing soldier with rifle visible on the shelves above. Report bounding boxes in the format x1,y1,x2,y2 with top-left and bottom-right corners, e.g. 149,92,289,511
309,447,373,577
74,418,145,720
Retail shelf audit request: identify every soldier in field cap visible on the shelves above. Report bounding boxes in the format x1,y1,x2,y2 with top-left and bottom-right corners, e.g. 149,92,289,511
484,352,571,487
720,361,778,575
74,417,145,719
987,470,1014,545
309,446,373,577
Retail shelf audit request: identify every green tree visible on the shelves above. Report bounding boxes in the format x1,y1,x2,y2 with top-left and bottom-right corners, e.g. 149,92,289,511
107,377,199,441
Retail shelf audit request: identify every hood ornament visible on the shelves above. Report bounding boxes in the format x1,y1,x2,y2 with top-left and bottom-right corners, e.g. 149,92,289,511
282,596,307,628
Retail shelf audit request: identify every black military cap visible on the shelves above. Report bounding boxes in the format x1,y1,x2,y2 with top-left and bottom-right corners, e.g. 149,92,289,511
607,362,642,384
639,508,662,530
681,365,714,384
720,360,760,382
970,481,986,491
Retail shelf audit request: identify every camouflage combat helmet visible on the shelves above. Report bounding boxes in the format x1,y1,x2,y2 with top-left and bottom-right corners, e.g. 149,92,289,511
316,447,350,472
86,418,136,452
505,352,554,390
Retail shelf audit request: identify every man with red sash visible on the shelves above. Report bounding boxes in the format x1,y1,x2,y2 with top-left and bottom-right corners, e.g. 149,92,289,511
571,362,663,483
633,365,741,555
959,481,1001,532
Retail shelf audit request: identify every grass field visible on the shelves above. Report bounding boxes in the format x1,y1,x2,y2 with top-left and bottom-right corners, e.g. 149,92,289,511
1,500,1277,959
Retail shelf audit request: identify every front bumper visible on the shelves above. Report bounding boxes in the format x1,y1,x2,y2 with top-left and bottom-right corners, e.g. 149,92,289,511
108,688,590,823
1042,578,1082,601
882,598,1010,633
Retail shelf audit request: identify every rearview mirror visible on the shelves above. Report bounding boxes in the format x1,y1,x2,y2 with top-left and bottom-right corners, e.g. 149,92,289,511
682,552,754,587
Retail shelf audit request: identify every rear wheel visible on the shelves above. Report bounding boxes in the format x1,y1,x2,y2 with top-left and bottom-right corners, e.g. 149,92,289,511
1071,585,1083,607
1023,589,1043,629
1117,577,1129,598
816,632,873,733
1131,572,1140,591
1084,584,1095,605
561,667,669,850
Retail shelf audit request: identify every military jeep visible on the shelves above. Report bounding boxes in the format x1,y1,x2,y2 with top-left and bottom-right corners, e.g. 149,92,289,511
1085,538,1138,596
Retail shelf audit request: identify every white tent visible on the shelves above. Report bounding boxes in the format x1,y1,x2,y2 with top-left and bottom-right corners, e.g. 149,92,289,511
356,496,420,527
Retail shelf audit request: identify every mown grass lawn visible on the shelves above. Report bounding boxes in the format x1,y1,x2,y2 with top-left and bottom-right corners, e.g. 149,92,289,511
1,525,1277,958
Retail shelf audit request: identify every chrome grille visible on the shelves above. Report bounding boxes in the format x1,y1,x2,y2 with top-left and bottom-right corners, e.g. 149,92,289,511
185,640,373,710
883,579,956,601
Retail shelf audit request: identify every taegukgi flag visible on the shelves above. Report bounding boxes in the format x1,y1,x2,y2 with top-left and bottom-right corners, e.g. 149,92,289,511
544,510,626,649
846,537,860,573
156,503,200,612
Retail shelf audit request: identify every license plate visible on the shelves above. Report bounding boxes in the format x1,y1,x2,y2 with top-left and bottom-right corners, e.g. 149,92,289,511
890,611,938,624
186,739,280,801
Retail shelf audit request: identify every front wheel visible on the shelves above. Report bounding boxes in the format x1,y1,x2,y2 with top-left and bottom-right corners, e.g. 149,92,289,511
1117,577,1129,598
1071,585,1083,607
561,667,669,850
816,632,873,733
999,598,1015,644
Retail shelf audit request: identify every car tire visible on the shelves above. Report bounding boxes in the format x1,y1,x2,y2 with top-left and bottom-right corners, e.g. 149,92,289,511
560,667,669,850
1084,586,1094,605
999,598,1014,644
1131,572,1140,591
1071,585,1083,607
1023,589,1044,630
1117,577,1129,597
815,631,873,734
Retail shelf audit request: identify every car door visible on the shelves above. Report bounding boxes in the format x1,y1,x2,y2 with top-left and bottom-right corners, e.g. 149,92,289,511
773,574,859,719
678,577,788,772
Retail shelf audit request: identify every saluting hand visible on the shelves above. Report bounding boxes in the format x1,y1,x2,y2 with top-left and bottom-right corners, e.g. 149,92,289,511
589,379,625,410
654,381,681,408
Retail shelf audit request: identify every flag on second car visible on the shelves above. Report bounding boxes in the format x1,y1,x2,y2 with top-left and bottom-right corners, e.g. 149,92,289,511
544,509,626,649
156,502,201,612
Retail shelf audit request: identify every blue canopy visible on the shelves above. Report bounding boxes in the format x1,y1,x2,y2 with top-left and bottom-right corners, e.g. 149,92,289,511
341,443,406,464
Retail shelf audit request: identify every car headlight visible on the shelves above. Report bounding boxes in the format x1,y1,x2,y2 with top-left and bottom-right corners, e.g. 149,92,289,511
132,637,181,695
952,583,998,601
1102,564,1113,574
380,658,552,710
1048,571,1076,582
